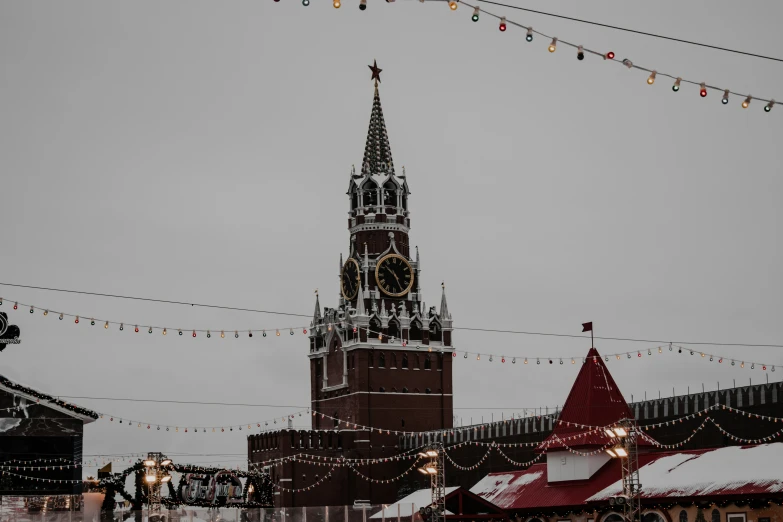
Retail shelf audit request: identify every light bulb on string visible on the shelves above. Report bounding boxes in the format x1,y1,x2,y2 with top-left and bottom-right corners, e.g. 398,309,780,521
59,313,63,320
604,51,615,60
289,328,294,335
192,330,196,338
448,0,457,10
13,302,17,310
276,329,281,336
622,59,633,69
43,309,48,316
163,328,167,335
548,38,557,53
577,45,584,60
263,329,267,337
249,331,254,338
463,352,468,359
700,83,707,97
302,0,309,5
526,27,533,41
333,0,340,7
721,89,730,104
220,330,225,338
135,326,139,333
207,331,211,338
471,6,479,21
498,17,506,31
148,327,152,334
359,0,366,10
765,100,775,112
75,316,79,324
647,70,656,84
104,321,109,329
742,95,752,108
29,306,34,314
178,329,182,336
235,331,239,338
672,77,681,91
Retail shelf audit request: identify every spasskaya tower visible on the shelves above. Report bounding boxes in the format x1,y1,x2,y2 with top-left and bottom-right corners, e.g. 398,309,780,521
308,61,454,434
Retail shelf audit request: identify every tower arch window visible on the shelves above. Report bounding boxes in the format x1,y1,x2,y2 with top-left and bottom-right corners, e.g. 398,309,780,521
430,322,443,342
402,354,408,369
370,317,381,339
391,353,397,368
363,180,378,207
402,193,408,210
387,319,400,340
424,356,432,370
351,191,359,211
409,320,422,341
711,510,720,522
415,355,420,369
369,352,374,367
378,352,385,368
383,181,396,206
679,512,688,522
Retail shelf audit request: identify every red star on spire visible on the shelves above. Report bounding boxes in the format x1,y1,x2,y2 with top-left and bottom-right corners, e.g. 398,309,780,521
368,60,382,83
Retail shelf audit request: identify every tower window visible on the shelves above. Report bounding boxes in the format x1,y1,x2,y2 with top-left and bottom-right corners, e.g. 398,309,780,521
369,352,374,367
379,352,385,368
402,387,408,393
430,322,442,342
383,181,396,206
424,356,431,370
415,355,420,369
402,354,408,369
409,321,422,341
351,191,358,211
391,353,397,368
363,180,378,207
388,320,400,340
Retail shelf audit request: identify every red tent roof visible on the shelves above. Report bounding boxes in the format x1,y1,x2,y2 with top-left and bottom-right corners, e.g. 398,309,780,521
539,347,647,450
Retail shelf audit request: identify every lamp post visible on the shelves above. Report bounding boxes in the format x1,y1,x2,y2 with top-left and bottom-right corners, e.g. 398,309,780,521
144,453,173,522
417,443,445,522
605,421,641,522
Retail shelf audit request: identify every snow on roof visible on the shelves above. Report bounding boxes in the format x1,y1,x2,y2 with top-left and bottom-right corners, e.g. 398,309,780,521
369,487,459,519
588,444,783,501
0,374,99,422
470,471,544,507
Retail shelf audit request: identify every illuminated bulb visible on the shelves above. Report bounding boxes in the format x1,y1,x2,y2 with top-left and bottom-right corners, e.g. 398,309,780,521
524,358,528,364
359,0,366,10
135,326,139,333
192,330,196,337
722,90,729,104
333,0,340,7
577,45,584,60
30,306,34,314
207,331,211,338
75,316,79,324
13,302,17,310
526,27,533,42
672,77,681,92
700,83,707,97
476,354,480,360
647,70,656,84
765,100,775,112
43,309,48,316
742,95,751,109
289,328,294,335
276,329,281,336
498,17,506,31
605,51,615,60
148,327,152,334
221,330,225,338
163,328,167,335
378,333,382,340
302,0,309,5
548,37,557,53
471,6,479,21
448,0,457,10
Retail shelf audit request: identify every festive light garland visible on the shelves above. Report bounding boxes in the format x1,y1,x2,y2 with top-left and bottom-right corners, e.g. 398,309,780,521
0,463,80,470
448,0,778,113
0,470,83,484
347,457,423,484
0,374,99,419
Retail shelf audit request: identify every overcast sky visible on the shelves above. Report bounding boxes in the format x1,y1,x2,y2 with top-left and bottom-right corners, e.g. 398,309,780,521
0,0,781,477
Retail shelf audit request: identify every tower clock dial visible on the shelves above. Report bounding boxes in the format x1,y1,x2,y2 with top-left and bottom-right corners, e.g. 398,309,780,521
375,254,414,297
341,258,361,300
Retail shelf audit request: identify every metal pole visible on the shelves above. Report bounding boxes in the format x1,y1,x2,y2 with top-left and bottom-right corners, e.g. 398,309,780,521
620,419,641,522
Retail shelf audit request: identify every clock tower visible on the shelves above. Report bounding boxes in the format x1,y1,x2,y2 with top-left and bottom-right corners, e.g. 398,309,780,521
308,62,454,433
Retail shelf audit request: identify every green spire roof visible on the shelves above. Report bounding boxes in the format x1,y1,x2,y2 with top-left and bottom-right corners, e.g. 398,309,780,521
361,83,395,177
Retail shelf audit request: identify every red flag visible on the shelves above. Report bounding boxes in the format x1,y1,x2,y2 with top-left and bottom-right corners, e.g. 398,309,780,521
582,322,593,332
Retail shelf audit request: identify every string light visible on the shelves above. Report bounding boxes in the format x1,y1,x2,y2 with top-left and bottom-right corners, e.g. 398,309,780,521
577,45,584,60
302,0,310,6
647,70,656,84
43,309,48,316
472,5,479,21
333,0,340,7
766,100,775,112
723,89,730,104
742,95,752,108
548,37,557,53
700,83,708,97
623,59,633,69
359,0,366,10
526,27,533,41
104,321,109,329
499,16,506,31
449,0,458,11
605,51,615,60
672,77,681,91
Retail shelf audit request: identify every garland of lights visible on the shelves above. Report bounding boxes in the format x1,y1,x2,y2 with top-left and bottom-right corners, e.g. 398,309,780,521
444,445,493,471
270,465,338,493
347,458,423,484
494,447,545,467
3,298,780,371
439,0,778,112
0,457,79,465
0,470,83,484
0,463,80,470
0,374,99,419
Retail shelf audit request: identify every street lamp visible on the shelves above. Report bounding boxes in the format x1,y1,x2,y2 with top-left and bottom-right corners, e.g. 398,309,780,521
604,426,628,438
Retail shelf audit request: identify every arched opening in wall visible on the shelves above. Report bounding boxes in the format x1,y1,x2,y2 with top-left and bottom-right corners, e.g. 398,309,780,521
363,180,378,208
391,353,398,368
711,510,720,522
402,387,408,393
402,194,407,210
388,319,400,340
383,181,396,207
351,190,358,211
409,320,422,341
379,352,386,368
290,432,296,448
430,322,442,342
402,354,409,369
415,355,420,369
602,513,624,522
679,510,688,522
643,511,668,522
424,356,432,370
369,317,382,339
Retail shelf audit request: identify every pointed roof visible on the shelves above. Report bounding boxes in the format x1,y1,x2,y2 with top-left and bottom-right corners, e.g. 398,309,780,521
312,290,322,325
440,282,451,320
361,82,395,177
540,347,646,450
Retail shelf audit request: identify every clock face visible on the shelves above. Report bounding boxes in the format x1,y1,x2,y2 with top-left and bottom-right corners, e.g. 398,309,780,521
341,258,361,301
375,254,414,297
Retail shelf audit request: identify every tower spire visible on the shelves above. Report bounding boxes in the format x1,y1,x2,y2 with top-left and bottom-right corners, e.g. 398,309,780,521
312,289,321,326
439,282,451,320
362,61,395,177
